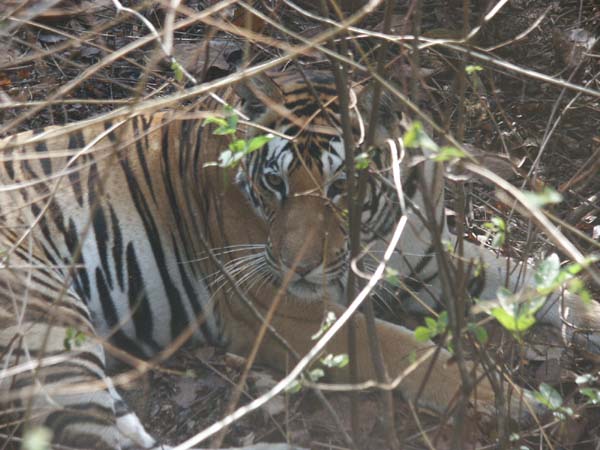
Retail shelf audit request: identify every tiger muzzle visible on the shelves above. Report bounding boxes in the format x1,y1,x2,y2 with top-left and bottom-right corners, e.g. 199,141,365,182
270,195,343,278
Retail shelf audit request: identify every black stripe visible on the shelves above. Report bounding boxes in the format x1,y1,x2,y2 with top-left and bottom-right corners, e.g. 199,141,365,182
109,205,124,291
46,405,115,448
4,148,15,179
35,141,52,175
96,267,144,356
133,116,157,202
162,124,186,237
88,161,113,290
403,167,419,199
30,202,63,260
93,204,112,290
398,272,440,305
21,149,39,180
192,123,203,183
126,242,158,349
412,246,435,275
103,120,116,141
8,348,104,371
118,155,191,342
467,264,486,298
67,131,85,207
179,120,193,179
172,234,213,343
160,125,206,341
65,217,91,301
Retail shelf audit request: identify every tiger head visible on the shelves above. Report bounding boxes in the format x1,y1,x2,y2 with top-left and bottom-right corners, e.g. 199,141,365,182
235,70,404,301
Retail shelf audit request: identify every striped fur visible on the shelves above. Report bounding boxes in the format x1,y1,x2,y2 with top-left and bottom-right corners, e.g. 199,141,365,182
1,70,599,449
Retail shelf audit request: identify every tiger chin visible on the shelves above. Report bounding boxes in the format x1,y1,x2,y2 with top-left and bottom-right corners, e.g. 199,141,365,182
1,67,598,450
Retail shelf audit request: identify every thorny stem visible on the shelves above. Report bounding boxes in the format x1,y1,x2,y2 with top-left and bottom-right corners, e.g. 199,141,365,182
409,0,422,104
322,1,400,447
417,166,473,449
356,0,400,448
318,1,360,446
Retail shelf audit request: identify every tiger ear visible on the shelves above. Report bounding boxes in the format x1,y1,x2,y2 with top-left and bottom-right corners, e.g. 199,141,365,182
235,73,284,124
354,83,404,147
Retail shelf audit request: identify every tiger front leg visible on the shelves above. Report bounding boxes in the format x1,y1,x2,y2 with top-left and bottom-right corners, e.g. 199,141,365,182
231,300,543,425
321,303,543,422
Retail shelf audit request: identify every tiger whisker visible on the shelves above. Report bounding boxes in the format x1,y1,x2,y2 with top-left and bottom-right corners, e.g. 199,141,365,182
241,264,272,294
204,253,265,283
179,244,265,265
209,258,267,297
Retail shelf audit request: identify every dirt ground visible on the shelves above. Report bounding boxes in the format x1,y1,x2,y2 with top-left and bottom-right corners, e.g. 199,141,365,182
1,1,599,449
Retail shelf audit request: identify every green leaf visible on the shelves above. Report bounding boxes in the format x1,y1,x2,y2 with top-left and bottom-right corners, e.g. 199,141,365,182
535,253,561,291
491,307,524,332
490,287,545,333
171,61,184,82
465,65,483,75
403,122,438,153
534,383,563,410
214,126,237,135
491,216,506,231
355,152,371,170
63,327,86,350
580,387,600,405
432,146,466,162
286,379,302,394
490,305,537,333
414,326,432,342
246,134,273,153
321,353,349,368
416,312,448,342
203,107,239,135
491,231,505,248
312,311,337,340
424,317,437,330
483,216,506,231
226,111,238,131
309,368,325,382
384,267,401,287
522,187,563,208
202,117,228,128
575,285,592,305
468,323,488,344
229,139,247,153
483,216,506,248
438,311,448,330
408,350,417,364
557,406,573,419
202,115,236,135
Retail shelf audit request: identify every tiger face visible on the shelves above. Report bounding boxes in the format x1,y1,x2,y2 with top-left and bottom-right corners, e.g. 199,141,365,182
235,71,400,301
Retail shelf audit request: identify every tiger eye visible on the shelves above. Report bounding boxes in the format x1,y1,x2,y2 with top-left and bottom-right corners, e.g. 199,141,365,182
330,178,346,192
264,173,284,189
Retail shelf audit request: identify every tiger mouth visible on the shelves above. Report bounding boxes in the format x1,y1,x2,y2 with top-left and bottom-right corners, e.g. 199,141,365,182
290,278,323,293
283,276,343,301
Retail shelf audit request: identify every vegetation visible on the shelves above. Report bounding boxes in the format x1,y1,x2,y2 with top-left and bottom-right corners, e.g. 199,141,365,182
2,1,599,449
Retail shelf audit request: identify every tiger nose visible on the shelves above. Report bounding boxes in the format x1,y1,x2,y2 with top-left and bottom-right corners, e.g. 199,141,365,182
281,255,322,276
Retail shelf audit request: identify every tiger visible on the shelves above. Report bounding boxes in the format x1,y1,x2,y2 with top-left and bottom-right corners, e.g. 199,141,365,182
1,68,599,450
